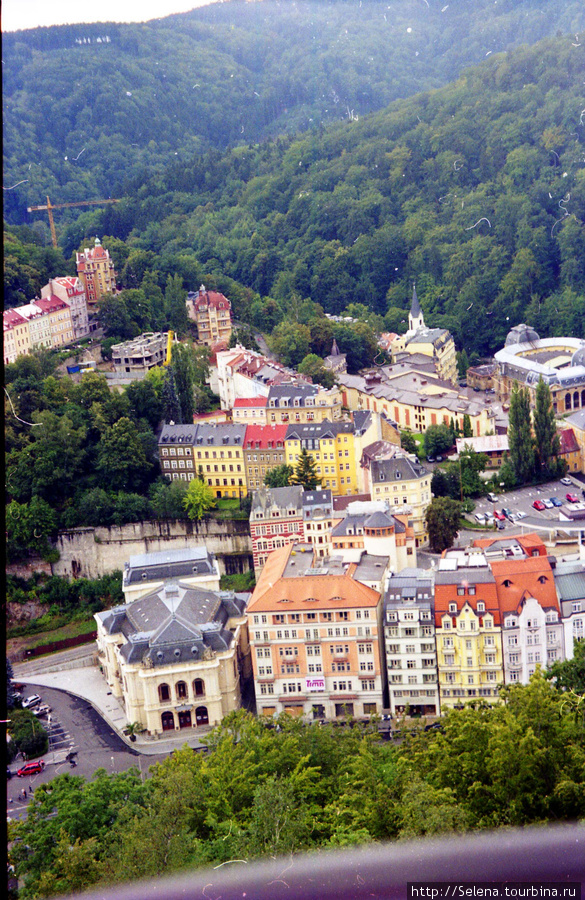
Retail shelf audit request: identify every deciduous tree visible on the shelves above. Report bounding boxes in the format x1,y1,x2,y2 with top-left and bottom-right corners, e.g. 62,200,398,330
425,497,461,552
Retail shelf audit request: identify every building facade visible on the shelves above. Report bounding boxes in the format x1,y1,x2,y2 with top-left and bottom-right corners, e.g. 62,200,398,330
187,285,232,346
31,295,74,348
243,424,288,490
158,422,247,497
95,582,249,735
247,543,385,720
41,277,89,339
3,308,32,364
384,569,439,716
76,237,117,306
111,332,168,376
250,486,305,571
122,546,221,604
330,501,416,573
364,454,431,546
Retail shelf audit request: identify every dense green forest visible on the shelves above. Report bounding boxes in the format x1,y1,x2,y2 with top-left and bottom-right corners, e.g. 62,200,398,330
9,676,585,898
4,0,585,227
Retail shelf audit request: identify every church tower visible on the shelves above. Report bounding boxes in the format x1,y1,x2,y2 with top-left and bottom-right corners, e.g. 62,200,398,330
408,285,424,334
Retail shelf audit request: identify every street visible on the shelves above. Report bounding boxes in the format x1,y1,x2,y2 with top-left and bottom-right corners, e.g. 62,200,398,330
7,684,168,821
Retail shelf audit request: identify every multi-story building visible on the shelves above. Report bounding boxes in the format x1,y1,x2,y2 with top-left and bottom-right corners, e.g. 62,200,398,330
158,422,247,497
553,560,585,660
187,285,232,347
363,453,431,546
492,555,564,684
302,489,334,559
384,569,439,716
562,410,585,474
76,237,117,307
3,308,31,364
267,383,343,425
250,486,305,571
285,421,358,495
557,427,583,475
247,542,385,720
17,303,53,353
122,546,221,604
232,397,268,426
95,582,250,735
31,295,74,348
243,424,288,491
330,500,416,573
111,332,168,376
215,347,311,410
41,277,89,339
434,549,503,709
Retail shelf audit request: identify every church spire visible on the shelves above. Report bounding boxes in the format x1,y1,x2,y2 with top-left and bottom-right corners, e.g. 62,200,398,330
408,284,424,334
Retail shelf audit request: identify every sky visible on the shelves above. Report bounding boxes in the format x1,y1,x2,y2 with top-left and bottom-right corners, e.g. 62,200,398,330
1,0,217,33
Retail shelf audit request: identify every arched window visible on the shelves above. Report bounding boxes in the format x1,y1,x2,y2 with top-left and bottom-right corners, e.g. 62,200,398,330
565,393,572,410
193,678,205,697
158,683,170,703
573,391,580,409
161,711,175,731
581,389,585,407
176,681,188,699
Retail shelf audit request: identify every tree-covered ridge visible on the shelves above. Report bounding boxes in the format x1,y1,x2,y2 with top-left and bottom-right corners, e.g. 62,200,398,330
9,675,585,897
78,35,585,358
4,0,585,227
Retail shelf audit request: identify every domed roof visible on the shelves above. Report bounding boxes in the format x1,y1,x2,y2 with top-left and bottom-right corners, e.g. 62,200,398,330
504,323,540,346
571,344,585,368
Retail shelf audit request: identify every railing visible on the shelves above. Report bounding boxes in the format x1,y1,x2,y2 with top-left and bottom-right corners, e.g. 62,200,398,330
55,824,585,900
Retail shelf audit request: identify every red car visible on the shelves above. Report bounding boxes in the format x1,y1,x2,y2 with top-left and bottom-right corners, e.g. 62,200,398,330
17,760,45,777
566,493,579,503
493,510,506,520
532,500,546,511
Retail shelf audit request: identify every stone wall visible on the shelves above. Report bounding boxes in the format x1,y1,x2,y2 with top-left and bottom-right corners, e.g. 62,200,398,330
53,518,252,580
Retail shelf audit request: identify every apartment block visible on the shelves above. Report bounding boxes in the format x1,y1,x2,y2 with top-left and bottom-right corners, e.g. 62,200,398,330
187,285,232,347
76,237,117,306
250,486,305,570
247,543,385,720
243,424,288,491
41,277,89,339
384,569,439,716
158,422,247,497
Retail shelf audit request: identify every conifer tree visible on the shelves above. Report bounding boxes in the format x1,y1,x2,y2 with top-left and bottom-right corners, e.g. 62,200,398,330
533,378,560,476
462,414,473,438
291,449,322,490
161,370,182,424
508,383,534,484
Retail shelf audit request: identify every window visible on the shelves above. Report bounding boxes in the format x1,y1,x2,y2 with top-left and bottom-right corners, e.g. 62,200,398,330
193,679,205,697
158,683,170,702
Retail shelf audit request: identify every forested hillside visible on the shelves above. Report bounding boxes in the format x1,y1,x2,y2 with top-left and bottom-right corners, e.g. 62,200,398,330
4,0,585,227
10,681,585,897
60,35,585,358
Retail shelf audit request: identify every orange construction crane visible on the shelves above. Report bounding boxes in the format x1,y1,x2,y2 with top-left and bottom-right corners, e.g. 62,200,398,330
27,196,121,248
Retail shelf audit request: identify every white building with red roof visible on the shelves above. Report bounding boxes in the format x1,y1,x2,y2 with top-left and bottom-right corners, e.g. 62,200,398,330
76,237,117,307
15,302,52,354
42,276,89,339
31,295,74,348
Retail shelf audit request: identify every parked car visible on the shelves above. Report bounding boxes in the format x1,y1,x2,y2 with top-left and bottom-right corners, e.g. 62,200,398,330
515,511,527,520
435,455,443,463
474,513,486,524
17,760,45,777
32,704,52,718
533,500,546,511
561,477,572,486
566,493,579,503
502,508,514,519
426,456,435,463
487,492,498,503
496,519,506,530
485,513,495,525
22,694,42,709
542,499,554,509
549,497,563,507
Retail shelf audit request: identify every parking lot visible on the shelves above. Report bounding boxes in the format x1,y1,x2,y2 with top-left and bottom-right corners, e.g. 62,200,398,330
470,476,585,529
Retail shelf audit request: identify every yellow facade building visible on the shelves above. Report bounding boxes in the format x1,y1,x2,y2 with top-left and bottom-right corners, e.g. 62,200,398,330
158,423,248,498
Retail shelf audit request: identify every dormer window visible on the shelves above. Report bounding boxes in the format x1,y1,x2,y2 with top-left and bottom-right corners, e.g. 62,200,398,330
477,602,485,612
538,576,548,584
449,602,457,613
503,579,512,587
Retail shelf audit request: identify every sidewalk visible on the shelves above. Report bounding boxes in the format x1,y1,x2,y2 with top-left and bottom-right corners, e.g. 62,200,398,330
14,663,213,756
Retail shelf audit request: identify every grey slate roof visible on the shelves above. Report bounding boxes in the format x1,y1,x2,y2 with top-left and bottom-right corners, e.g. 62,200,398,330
123,547,216,586
251,485,304,517
285,420,355,441
553,561,585,602
268,383,318,405
352,409,372,435
435,567,495,585
370,456,428,484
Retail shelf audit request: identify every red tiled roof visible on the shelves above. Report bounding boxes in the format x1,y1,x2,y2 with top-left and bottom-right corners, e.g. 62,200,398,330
3,308,28,328
472,533,547,557
195,289,231,310
559,429,579,454
33,296,68,313
490,556,559,614
244,423,288,449
234,397,268,408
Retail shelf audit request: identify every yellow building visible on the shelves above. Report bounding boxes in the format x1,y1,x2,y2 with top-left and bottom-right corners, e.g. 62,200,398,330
76,237,117,307
266,383,343,425
187,285,233,347
435,554,503,709
560,416,585,474
391,287,458,384
158,422,248,498
3,308,31,365
285,421,359,496
363,452,431,546
32,295,74,348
